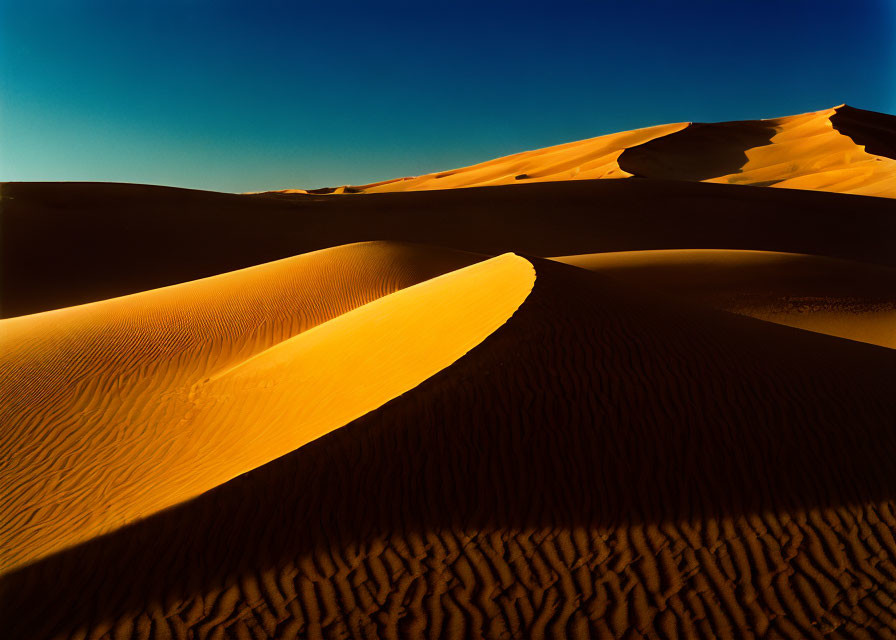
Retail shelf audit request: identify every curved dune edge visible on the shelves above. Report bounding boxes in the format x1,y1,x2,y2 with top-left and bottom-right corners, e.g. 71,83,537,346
0,240,486,548
0,250,532,573
710,107,896,197
552,249,896,348
4,257,894,639
268,121,688,194
267,105,896,197
0,240,487,441
6,180,896,317
616,107,896,197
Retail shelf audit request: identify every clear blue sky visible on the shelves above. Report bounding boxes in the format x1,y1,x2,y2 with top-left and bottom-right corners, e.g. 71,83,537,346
2,0,894,193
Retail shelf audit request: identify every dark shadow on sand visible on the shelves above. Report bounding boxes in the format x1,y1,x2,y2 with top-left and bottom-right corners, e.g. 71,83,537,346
2,259,894,637
830,105,896,161
617,120,777,181
3,178,896,318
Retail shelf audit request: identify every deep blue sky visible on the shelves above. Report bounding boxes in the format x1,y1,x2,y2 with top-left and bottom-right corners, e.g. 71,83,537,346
2,0,894,193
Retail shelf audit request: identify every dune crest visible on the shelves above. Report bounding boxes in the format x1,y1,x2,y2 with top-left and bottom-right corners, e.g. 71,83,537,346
272,121,688,193
4,257,894,639
268,105,896,197
709,106,896,197
0,249,532,572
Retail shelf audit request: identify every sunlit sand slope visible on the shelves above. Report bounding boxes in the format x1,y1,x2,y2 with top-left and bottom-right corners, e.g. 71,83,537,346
5,179,895,316
616,107,896,197
553,249,896,348
273,122,687,194
707,107,896,197
3,259,894,639
271,105,895,197
0,247,530,572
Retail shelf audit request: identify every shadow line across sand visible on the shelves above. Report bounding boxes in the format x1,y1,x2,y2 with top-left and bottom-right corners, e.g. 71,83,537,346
831,104,896,160
617,120,777,181
2,260,894,637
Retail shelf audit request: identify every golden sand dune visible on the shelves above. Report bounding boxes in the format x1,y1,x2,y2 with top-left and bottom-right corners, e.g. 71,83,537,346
2,105,896,639
708,107,896,197
3,257,894,639
0,245,531,571
553,249,896,348
309,121,688,193
269,105,895,197
4,179,895,317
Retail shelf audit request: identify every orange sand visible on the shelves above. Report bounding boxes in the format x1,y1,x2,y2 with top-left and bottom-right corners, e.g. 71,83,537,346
268,105,895,197
2,103,895,639
710,107,896,196
0,246,531,571
2,256,894,639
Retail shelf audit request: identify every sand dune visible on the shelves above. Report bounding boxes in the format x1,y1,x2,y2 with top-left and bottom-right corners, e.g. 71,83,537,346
553,249,896,348
0,245,530,571
614,107,896,197
3,104,896,639
306,121,688,193
3,257,893,639
707,107,896,197
269,105,896,198
4,179,895,317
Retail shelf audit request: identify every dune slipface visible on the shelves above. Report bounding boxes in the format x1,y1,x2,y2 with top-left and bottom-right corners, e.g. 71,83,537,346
2,103,896,640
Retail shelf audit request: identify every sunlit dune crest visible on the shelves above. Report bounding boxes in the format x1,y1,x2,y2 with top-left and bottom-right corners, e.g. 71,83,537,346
268,121,688,194
3,255,894,639
0,248,532,571
708,107,896,197
268,105,896,197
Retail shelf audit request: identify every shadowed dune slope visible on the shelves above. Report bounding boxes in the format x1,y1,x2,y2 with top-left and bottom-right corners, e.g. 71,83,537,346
831,104,896,162
0,245,525,572
616,120,778,181
270,105,896,198
4,179,895,317
553,249,896,348
2,259,894,639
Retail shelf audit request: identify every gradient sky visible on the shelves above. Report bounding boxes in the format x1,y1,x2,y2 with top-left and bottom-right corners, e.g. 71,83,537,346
2,0,894,193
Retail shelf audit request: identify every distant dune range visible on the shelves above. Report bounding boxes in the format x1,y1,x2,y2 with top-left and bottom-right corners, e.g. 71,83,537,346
267,105,896,197
1,105,895,639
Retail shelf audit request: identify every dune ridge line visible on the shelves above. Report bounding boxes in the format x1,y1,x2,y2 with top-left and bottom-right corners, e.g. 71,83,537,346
0,251,534,572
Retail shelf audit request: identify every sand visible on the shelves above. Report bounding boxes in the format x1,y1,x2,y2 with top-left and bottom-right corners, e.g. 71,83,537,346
2,103,896,639
325,121,688,192
552,249,896,348
4,179,896,317
267,105,896,198
0,245,529,571
2,258,894,639
707,107,896,197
